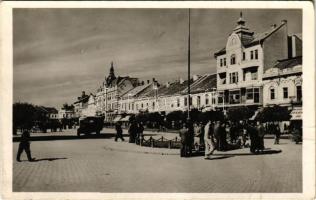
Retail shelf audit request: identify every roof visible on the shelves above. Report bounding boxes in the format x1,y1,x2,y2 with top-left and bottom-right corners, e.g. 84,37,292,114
121,83,152,98
107,76,139,88
214,22,287,57
181,74,217,94
36,106,58,114
273,56,302,70
139,79,192,98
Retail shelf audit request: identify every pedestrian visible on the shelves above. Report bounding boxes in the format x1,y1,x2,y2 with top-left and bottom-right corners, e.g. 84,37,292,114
128,121,137,143
114,122,124,142
247,121,260,154
194,122,205,151
204,120,217,159
257,122,265,152
16,130,35,162
137,122,144,144
187,120,194,156
179,123,189,157
274,123,281,144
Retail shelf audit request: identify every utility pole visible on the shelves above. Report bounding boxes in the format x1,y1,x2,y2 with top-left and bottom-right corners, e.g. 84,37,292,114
187,8,191,121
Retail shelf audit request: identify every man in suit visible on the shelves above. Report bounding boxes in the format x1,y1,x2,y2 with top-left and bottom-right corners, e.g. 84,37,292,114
115,122,124,142
179,123,189,157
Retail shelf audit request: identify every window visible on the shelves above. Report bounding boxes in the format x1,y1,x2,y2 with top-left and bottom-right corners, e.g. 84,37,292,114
197,96,201,107
177,98,180,107
250,51,254,60
128,103,130,110
270,88,275,100
230,54,236,65
296,86,302,101
220,59,223,67
229,72,238,84
229,90,241,104
152,102,155,109
223,58,226,66
141,103,143,108
218,92,224,104
212,96,216,105
136,104,139,110
283,87,288,99
184,97,188,106
189,97,192,106
132,103,134,110
255,50,258,59
246,88,260,103
242,52,246,60
205,94,209,105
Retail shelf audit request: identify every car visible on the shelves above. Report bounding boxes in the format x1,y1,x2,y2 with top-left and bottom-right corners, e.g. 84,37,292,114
77,116,105,137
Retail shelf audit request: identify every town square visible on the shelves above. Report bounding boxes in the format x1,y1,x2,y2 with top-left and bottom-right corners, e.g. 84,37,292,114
10,7,305,194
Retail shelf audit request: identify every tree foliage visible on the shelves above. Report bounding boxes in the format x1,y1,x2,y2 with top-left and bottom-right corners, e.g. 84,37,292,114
227,106,255,122
256,105,291,122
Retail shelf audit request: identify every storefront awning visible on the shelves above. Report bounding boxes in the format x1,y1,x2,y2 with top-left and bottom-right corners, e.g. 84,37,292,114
290,108,302,120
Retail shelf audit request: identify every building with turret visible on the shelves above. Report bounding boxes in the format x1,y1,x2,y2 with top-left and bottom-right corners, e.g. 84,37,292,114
214,12,302,111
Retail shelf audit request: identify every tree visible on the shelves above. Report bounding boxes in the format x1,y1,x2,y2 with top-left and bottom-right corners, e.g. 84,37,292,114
227,106,255,122
256,105,291,122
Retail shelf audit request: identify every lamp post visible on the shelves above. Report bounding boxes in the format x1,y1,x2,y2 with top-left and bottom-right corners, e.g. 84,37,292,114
187,8,191,121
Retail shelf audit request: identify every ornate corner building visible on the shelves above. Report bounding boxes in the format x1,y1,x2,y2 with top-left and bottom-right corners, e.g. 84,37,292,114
213,12,302,111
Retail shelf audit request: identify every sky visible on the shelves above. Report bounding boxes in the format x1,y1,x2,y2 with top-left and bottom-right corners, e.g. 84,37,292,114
13,8,302,108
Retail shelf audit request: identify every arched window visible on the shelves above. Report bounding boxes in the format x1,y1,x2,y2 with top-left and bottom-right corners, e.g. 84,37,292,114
230,54,236,65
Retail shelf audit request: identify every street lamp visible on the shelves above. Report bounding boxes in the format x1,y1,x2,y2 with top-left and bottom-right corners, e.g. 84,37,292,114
187,8,191,121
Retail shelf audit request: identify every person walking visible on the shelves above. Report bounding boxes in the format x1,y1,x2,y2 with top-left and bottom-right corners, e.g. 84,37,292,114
204,120,217,159
114,122,124,142
16,131,35,162
179,123,189,157
274,123,281,144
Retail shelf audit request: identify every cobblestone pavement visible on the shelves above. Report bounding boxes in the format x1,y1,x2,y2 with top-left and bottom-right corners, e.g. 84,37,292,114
13,128,302,193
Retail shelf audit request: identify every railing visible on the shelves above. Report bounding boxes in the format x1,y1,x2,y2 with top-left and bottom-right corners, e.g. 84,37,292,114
138,136,182,149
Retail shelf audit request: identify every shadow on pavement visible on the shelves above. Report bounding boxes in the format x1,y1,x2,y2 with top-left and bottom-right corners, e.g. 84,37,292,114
213,149,282,156
205,155,234,160
13,133,119,142
33,157,68,162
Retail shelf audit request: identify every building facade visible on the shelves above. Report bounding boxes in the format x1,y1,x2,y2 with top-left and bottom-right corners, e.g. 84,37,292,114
214,13,302,110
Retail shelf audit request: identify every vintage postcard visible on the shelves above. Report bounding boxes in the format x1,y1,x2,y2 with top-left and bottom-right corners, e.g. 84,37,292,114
0,1,315,200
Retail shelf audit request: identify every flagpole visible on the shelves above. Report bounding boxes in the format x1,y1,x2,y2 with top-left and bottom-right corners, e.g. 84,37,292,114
187,8,191,121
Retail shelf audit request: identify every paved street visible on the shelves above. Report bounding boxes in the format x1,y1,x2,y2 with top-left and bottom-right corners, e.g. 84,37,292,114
13,128,302,193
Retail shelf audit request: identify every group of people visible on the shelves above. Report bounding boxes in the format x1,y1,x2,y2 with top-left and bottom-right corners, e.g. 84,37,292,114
114,121,145,144
179,119,271,159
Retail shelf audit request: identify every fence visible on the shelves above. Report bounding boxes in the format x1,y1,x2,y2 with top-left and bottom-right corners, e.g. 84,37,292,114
138,136,182,149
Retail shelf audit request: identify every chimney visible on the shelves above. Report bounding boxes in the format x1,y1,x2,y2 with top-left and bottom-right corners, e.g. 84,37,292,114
152,78,156,82
281,19,287,24
193,75,199,81
271,24,277,28
179,78,184,84
82,91,86,97
147,80,150,84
